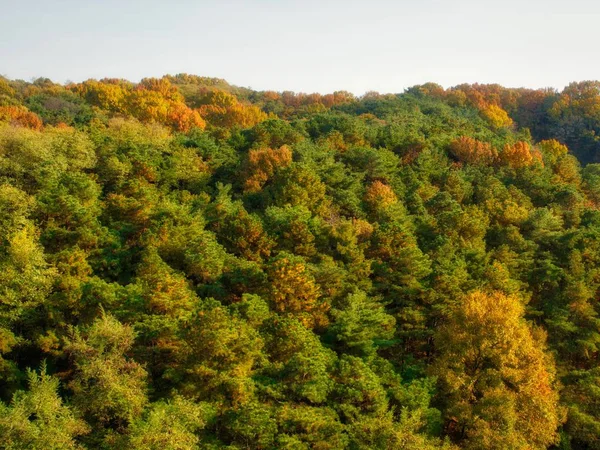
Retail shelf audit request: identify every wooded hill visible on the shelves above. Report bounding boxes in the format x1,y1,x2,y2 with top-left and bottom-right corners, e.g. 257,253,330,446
1,75,600,449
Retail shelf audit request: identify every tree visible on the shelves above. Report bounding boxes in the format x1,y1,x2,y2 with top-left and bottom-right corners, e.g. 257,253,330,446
561,368,600,450
275,405,348,449
261,316,336,404
125,396,214,450
208,184,274,262
499,141,542,169
72,78,205,131
269,164,331,217
448,136,497,166
243,145,292,193
327,290,395,357
179,300,264,404
264,205,318,257
538,139,581,186
364,180,399,212
547,81,600,164
432,291,563,449
0,366,89,450
0,106,43,130
197,90,268,128
0,188,55,327
124,249,198,391
480,104,513,129
156,216,228,284
266,252,329,329
64,311,148,433
583,163,600,205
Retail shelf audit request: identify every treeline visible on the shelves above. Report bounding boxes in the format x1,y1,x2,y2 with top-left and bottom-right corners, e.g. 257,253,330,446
1,74,600,449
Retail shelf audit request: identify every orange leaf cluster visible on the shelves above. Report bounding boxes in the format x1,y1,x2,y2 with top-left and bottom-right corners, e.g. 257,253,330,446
500,141,543,169
449,136,498,165
278,90,355,108
243,145,293,193
441,84,515,128
364,180,398,209
0,106,43,130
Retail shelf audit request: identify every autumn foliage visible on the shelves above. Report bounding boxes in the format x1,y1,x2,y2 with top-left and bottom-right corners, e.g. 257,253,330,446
197,90,268,128
480,103,513,128
243,145,293,193
449,136,497,165
72,77,205,132
499,141,543,168
364,180,398,210
3,72,600,449
267,253,329,329
433,291,562,449
0,106,43,130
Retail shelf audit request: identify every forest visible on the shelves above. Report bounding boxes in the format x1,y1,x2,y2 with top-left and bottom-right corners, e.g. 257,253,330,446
1,74,600,449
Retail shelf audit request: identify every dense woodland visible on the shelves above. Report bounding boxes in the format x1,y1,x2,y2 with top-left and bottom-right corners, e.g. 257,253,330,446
2,74,600,449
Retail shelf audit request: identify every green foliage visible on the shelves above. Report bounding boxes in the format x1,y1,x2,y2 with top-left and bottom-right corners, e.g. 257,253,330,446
327,290,395,356
64,312,148,433
179,300,264,404
0,366,89,449
261,316,337,403
126,396,214,450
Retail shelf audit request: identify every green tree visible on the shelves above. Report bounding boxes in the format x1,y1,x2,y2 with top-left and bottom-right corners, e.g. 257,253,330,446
64,311,148,433
0,366,89,450
327,290,395,357
179,300,264,404
126,396,214,450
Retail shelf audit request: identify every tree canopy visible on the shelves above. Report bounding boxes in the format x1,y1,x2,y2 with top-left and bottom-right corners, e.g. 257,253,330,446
2,74,600,448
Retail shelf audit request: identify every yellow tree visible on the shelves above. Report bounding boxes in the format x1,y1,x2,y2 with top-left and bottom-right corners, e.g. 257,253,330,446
537,139,568,166
432,291,563,450
197,90,268,128
266,252,329,329
71,79,129,113
480,104,513,129
72,78,204,132
538,139,581,186
364,180,398,210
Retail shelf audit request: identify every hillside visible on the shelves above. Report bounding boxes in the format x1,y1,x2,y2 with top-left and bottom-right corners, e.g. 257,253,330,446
1,75,600,449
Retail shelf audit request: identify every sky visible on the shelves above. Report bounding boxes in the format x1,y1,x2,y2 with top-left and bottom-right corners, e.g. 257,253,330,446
1,0,600,95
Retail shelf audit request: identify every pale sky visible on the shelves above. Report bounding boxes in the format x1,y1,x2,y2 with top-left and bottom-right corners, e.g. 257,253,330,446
1,0,599,95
